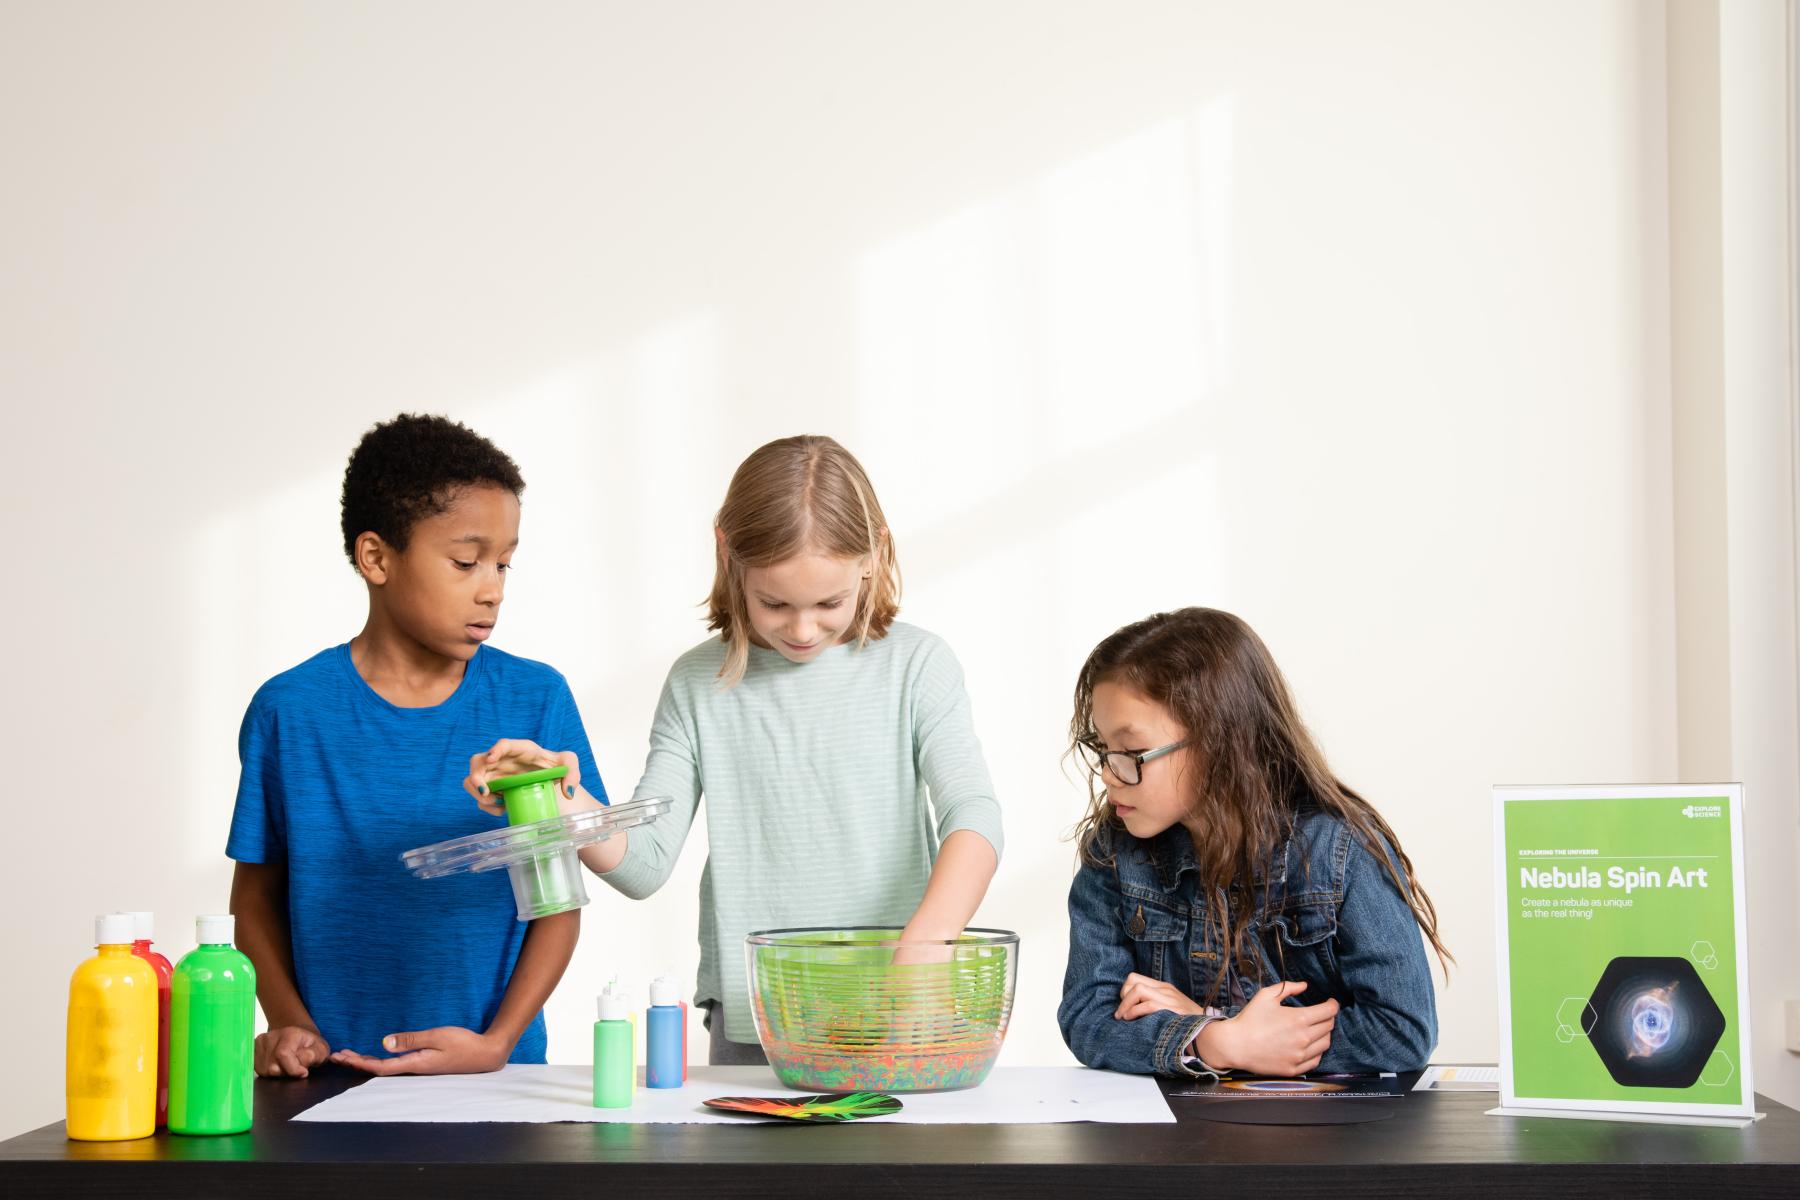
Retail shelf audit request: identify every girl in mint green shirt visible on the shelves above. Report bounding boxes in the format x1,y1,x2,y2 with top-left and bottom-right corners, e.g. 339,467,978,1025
467,435,1004,1056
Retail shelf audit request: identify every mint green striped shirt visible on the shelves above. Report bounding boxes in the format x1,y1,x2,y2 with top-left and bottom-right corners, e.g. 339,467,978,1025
599,621,1004,1044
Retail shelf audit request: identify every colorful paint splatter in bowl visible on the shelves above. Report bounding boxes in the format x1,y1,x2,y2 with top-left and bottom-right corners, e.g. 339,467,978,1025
744,927,1018,1093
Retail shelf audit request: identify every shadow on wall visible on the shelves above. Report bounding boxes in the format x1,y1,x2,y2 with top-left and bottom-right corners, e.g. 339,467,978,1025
174,97,1240,1068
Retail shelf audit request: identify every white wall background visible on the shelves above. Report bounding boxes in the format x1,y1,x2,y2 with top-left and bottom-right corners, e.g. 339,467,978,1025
2,0,1794,1139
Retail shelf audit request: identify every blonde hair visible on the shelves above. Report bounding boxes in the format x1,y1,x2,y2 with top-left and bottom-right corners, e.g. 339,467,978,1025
706,435,901,686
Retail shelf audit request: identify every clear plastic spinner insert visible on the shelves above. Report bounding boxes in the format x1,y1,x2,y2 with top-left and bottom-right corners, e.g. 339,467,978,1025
401,766,669,920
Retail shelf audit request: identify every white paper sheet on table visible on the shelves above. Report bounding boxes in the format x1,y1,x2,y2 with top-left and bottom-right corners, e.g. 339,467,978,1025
1412,1064,1499,1092
293,1065,1175,1125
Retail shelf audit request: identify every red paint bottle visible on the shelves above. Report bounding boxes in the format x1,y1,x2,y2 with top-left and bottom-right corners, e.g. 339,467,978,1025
124,912,173,1128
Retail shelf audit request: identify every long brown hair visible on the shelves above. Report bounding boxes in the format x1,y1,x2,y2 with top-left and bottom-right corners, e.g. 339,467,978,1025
706,435,902,687
1070,607,1451,996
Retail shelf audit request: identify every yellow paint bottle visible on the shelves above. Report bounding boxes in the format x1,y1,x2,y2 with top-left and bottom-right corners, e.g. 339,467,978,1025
66,913,157,1141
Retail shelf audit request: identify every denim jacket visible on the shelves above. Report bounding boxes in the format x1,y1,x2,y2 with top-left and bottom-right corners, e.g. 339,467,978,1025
1057,807,1437,1077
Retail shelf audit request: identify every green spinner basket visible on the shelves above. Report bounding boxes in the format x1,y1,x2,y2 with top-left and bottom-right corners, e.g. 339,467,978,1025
745,927,1018,1093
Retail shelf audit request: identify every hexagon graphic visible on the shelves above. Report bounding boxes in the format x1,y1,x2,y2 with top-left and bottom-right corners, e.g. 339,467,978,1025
1586,956,1725,1089
1700,1049,1735,1088
1554,996,1598,1044
1690,940,1719,970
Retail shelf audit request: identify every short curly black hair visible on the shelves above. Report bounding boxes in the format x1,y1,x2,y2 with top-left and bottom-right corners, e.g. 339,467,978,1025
340,413,526,565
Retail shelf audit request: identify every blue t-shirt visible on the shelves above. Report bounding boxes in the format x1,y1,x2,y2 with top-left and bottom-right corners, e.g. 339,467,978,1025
225,643,605,1060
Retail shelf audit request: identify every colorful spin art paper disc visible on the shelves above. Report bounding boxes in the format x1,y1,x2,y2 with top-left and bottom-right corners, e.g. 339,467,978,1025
702,1093,902,1123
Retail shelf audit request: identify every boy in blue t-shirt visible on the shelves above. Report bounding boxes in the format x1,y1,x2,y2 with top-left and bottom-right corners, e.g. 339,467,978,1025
227,413,604,1078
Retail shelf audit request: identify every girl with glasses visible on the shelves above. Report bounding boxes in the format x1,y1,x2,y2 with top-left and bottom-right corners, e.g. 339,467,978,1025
1058,607,1448,1078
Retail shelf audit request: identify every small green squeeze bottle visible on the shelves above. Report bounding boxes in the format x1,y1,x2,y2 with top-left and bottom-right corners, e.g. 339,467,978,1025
168,915,256,1135
593,986,634,1108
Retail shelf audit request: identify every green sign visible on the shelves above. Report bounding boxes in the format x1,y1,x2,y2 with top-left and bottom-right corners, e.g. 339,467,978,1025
1493,785,1753,1121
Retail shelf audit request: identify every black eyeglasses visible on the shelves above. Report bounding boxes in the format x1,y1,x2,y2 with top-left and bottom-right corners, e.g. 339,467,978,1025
1076,737,1188,786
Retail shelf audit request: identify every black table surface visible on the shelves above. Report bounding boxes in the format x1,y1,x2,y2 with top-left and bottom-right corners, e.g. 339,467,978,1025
4,1066,1798,1198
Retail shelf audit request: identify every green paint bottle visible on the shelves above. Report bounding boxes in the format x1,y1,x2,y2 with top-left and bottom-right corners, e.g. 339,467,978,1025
168,915,256,1136
592,985,634,1108
489,765,589,919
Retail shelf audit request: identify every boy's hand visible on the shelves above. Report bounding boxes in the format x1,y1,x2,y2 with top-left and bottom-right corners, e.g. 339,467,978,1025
328,1026,509,1076
1197,981,1338,1076
255,1025,332,1078
1114,972,1207,1021
464,739,582,817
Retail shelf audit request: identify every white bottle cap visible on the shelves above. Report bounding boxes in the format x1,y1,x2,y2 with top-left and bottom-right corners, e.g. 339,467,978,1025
122,911,154,941
95,914,134,945
196,914,235,945
598,990,628,1021
649,974,680,1006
